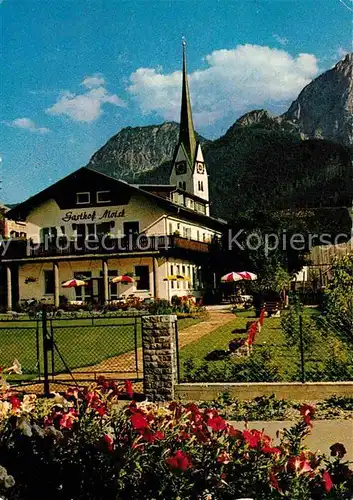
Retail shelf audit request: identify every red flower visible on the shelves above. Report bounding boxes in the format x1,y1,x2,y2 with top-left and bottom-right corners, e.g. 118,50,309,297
124,380,134,399
227,425,242,439
269,471,281,492
300,404,315,426
323,471,333,492
243,429,262,448
154,430,165,440
103,434,114,451
96,404,107,417
141,429,165,443
131,412,149,430
9,396,21,410
330,442,346,458
262,445,281,455
207,416,227,432
166,450,191,471
59,409,77,430
287,453,313,475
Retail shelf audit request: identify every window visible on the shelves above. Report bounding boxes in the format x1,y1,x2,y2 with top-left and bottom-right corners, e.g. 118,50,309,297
44,270,54,295
100,270,118,300
123,221,140,236
135,265,150,290
169,223,173,235
176,265,180,289
96,222,111,237
196,230,200,241
40,227,57,244
74,271,91,301
182,181,186,191
182,265,186,288
198,181,204,192
96,191,111,203
76,192,90,205
170,264,174,289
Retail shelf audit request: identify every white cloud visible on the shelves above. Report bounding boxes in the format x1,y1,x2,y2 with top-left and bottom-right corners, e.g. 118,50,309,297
128,44,319,128
273,34,288,46
46,75,126,123
7,118,50,134
82,73,106,89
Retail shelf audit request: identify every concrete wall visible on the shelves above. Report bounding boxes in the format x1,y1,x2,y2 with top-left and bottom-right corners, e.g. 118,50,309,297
175,382,353,401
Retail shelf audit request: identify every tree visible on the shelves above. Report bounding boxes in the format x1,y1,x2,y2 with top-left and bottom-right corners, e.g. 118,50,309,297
320,255,353,341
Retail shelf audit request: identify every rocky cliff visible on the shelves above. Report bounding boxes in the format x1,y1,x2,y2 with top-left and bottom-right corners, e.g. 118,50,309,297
282,53,352,147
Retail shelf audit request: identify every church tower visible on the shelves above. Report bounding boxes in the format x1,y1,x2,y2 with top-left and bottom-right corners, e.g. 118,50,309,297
170,41,209,207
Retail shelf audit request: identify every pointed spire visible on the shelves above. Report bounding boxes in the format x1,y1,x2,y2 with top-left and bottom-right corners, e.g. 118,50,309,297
179,38,196,165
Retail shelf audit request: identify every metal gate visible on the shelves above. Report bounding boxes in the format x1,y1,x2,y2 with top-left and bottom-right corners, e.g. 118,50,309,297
43,310,143,392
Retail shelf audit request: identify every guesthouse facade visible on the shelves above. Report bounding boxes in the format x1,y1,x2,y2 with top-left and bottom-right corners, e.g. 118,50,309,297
0,44,226,310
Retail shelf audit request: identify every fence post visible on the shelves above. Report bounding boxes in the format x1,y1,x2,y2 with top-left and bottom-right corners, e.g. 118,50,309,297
142,314,178,401
299,314,305,383
42,306,50,396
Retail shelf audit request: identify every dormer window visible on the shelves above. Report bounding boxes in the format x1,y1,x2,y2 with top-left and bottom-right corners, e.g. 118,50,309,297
76,192,90,205
96,190,111,203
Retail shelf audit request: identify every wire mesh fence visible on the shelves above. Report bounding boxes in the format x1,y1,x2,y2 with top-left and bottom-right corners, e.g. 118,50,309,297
0,319,41,385
178,307,353,384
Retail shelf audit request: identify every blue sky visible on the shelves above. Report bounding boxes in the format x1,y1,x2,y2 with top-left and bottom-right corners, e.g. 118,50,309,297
1,0,351,203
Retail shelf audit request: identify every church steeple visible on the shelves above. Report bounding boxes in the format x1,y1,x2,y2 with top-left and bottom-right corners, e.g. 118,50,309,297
179,39,196,165
170,40,209,211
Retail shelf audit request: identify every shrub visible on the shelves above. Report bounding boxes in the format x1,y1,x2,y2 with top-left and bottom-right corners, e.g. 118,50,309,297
0,380,352,499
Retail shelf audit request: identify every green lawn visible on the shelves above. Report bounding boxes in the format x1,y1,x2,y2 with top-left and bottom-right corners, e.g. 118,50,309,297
179,308,349,382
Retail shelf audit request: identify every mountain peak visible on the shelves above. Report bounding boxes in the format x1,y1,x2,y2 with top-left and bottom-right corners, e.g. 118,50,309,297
282,53,352,146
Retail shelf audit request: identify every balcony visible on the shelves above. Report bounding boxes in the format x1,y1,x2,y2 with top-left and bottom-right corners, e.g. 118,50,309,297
2,235,214,260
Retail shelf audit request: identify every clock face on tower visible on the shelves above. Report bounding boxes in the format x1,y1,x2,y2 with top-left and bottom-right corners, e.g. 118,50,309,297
196,162,204,174
175,161,187,175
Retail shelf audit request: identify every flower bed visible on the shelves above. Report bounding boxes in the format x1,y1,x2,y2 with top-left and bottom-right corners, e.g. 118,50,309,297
0,380,352,499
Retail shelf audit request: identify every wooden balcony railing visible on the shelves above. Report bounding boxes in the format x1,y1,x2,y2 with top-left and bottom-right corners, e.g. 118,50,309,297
1,235,215,259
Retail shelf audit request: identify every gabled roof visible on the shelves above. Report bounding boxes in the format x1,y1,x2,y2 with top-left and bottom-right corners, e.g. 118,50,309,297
6,167,226,230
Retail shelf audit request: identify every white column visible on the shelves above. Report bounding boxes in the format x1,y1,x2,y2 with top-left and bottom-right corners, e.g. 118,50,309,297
103,260,109,304
152,257,160,299
6,265,12,311
53,262,60,308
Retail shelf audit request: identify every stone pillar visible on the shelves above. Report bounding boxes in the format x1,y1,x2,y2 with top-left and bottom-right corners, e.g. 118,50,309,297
53,262,60,308
6,265,12,311
152,257,160,299
102,260,109,304
142,315,178,401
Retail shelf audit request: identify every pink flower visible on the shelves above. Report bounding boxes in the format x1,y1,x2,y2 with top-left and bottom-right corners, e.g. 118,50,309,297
300,404,315,426
59,409,77,430
166,450,191,471
323,471,333,492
